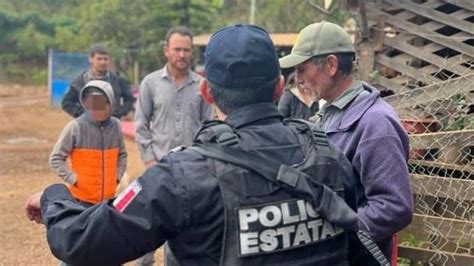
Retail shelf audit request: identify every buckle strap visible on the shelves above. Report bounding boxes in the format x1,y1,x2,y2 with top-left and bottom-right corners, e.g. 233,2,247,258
284,118,329,147
310,126,329,146
193,120,240,147
357,231,390,266
217,131,239,147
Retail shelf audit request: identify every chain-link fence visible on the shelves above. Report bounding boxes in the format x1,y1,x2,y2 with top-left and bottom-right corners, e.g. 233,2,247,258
383,71,473,265
357,1,474,264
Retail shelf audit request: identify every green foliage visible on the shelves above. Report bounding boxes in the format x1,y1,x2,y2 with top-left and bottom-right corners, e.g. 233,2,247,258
397,257,423,266
444,94,473,131
0,0,355,83
1,64,46,84
30,67,48,85
51,16,85,52
214,0,351,32
13,22,54,56
397,234,425,266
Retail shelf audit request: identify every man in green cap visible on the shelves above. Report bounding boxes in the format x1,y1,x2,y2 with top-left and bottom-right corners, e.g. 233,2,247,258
280,21,413,265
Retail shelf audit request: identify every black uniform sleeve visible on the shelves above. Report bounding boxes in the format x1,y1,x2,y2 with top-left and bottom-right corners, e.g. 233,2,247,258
116,77,135,118
61,78,84,118
40,155,188,265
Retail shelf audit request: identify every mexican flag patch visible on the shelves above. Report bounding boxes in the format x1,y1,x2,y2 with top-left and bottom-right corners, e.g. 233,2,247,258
113,180,142,212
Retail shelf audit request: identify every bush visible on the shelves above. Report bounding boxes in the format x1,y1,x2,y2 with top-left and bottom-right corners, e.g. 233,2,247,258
0,63,47,85
30,68,47,85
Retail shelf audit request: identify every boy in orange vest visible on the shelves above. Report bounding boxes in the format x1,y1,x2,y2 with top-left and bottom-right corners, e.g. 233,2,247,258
50,80,127,206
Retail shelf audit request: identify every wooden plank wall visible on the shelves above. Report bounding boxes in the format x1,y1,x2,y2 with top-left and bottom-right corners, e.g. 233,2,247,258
364,0,474,94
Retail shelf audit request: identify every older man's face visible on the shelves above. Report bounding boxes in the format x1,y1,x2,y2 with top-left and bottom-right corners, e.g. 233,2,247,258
295,59,332,101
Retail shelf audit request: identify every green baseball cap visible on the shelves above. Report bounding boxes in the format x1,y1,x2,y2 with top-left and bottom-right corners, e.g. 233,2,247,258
279,21,355,68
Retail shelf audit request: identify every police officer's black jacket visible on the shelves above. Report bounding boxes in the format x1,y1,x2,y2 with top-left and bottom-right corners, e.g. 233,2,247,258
40,103,358,266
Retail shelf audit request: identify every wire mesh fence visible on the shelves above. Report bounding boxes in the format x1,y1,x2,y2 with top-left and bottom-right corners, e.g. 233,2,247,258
383,71,473,265
358,1,474,263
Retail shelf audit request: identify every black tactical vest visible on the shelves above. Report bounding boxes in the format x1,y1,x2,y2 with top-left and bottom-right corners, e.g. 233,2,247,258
192,119,358,266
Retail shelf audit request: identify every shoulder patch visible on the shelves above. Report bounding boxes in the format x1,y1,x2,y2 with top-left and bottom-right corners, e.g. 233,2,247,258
113,180,142,212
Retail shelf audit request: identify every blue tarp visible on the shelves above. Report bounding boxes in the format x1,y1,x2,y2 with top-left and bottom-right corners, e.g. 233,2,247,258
49,50,89,107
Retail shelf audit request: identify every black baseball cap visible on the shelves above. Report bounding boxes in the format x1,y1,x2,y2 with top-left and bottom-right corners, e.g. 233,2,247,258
204,24,280,89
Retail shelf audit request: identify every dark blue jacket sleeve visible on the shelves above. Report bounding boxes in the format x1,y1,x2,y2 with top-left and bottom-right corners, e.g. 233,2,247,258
116,76,135,118
40,156,188,265
61,74,85,118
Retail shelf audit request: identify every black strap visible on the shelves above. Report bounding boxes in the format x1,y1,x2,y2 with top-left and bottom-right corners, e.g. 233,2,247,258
283,118,329,147
192,143,390,266
192,143,359,231
357,231,390,266
193,120,240,147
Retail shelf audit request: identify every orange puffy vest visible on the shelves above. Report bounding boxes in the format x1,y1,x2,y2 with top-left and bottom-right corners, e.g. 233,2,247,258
70,148,119,204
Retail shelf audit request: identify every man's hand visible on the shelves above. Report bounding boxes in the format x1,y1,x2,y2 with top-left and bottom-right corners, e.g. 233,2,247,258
145,160,158,169
25,192,43,224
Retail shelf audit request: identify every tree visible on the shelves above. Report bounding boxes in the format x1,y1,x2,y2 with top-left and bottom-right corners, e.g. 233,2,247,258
213,0,351,32
74,0,221,78
0,0,352,83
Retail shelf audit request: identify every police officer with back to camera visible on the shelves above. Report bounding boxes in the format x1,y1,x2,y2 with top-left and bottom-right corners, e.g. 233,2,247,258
25,25,372,266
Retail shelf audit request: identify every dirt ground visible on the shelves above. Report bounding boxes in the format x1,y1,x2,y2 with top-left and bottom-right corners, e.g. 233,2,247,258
0,84,163,265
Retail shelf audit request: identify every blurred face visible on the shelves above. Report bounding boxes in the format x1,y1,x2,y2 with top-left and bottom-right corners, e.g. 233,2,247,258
295,58,333,101
164,33,192,72
89,53,109,75
84,93,111,122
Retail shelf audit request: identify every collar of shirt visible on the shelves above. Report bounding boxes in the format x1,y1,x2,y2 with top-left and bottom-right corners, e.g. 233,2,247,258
225,103,283,129
316,81,364,131
319,81,364,116
330,81,364,110
86,70,111,81
161,64,199,88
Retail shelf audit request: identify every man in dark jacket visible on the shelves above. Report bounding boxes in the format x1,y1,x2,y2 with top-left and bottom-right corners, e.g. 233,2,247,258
61,44,135,119
26,25,358,266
